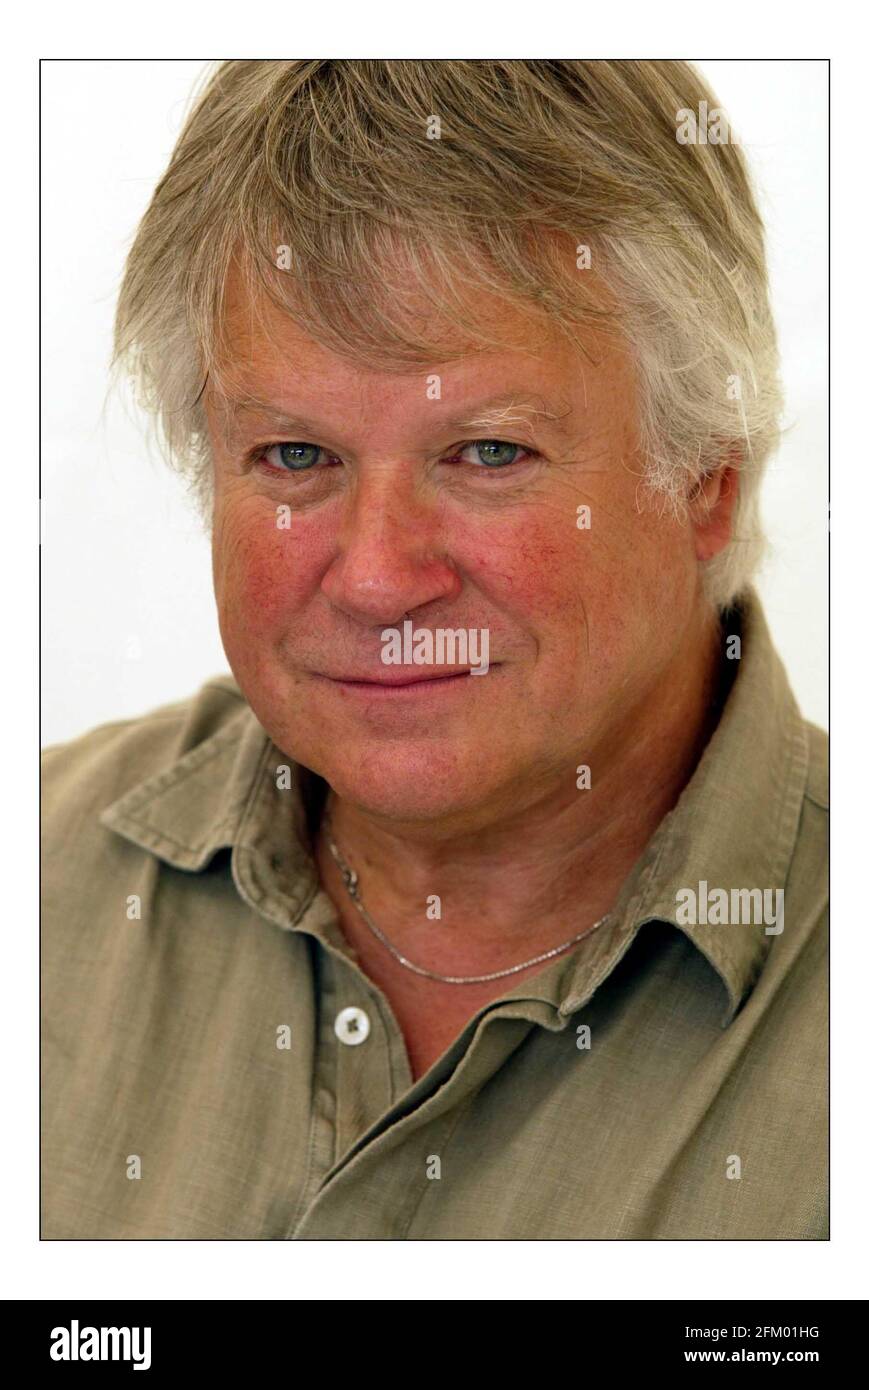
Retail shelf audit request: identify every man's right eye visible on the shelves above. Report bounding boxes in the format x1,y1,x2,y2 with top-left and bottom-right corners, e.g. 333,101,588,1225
262,442,323,471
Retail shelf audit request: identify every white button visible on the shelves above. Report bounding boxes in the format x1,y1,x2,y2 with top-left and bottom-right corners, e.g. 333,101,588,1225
334,1006,370,1046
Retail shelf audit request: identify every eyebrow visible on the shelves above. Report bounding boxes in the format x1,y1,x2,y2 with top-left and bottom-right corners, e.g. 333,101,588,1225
450,393,573,437
221,391,574,443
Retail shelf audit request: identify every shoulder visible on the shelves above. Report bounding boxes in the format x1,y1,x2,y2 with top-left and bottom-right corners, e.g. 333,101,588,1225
803,718,829,813
41,675,248,827
788,716,828,902
775,715,827,969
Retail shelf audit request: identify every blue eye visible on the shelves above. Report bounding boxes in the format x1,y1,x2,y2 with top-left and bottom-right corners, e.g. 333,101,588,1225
265,442,322,471
258,436,530,476
465,440,522,468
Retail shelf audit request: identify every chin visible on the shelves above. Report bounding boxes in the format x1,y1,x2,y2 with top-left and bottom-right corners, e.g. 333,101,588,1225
307,737,499,823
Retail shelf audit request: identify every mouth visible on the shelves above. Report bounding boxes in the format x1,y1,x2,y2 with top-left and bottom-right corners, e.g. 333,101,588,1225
315,667,496,695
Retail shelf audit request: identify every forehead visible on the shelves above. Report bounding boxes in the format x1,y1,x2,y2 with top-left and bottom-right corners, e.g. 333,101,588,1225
208,257,633,433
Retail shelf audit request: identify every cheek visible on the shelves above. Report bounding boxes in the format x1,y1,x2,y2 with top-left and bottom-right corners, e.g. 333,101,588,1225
463,500,691,682
462,508,621,633
212,500,330,637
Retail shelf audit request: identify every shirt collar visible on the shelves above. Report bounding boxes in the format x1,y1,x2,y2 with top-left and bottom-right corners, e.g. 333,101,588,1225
100,591,808,1027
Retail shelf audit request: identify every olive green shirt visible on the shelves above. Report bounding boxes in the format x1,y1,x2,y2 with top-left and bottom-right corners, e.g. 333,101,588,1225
41,594,828,1239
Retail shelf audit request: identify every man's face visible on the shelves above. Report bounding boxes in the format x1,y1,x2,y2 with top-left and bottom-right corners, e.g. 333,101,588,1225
207,269,709,827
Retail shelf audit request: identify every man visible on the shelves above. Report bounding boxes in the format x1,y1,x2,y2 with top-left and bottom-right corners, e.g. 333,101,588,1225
42,59,827,1238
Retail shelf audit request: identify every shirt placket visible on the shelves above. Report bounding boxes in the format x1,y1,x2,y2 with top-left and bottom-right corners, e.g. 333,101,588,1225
281,920,418,1235
325,943,414,1161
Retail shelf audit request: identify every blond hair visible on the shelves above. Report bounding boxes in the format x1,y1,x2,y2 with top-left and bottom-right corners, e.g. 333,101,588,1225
114,59,783,608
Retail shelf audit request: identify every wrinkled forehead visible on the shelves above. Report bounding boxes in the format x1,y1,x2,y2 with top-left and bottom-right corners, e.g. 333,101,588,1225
208,239,620,413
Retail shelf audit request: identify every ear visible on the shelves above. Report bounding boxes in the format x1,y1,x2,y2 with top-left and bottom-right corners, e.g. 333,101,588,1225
688,459,740,565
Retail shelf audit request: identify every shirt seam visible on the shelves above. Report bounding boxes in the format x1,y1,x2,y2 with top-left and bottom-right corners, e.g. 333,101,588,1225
399,1098,474,1238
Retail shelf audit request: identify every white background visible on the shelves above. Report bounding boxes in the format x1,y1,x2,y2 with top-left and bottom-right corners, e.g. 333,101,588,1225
41,58,828,746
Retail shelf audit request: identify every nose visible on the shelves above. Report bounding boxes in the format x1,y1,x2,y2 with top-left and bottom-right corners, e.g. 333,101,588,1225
320,465,460,625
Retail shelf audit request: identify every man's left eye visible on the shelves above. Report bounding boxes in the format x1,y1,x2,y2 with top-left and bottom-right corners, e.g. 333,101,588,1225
457,440,528,468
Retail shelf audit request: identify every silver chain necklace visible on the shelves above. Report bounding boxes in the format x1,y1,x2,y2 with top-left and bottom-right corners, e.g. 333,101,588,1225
323,813,609,985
